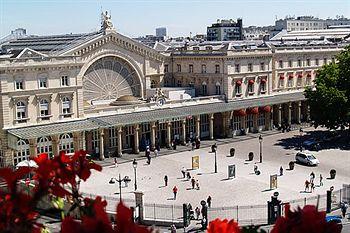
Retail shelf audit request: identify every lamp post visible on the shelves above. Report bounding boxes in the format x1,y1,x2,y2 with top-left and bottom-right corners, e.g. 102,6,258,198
214,148,218,173
109,174,131,202
132,159,138,191
259,135,263,163
299,128,303,152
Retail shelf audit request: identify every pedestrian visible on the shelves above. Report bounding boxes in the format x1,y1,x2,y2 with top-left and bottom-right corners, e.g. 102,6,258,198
170,224,177,233
311,181,315,192
279,166,283,176
319,174,323,186
187,172,191,180
173,186,178,200
164,175,168,187
114,157,118,168
341,202,348,218
305,180,310,192
196,180,200,190
207,196,212,208
191,141,195,151
181,167,186,178
191,177,196,189
195,206,200,220
154,148,158,157
310,172,315,183
173,140,177,150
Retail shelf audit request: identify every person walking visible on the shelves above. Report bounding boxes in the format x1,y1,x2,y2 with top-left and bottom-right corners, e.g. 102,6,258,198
319,174,323,186
196,180,200,190
311,181,315,192
305,180,310,192
114,157,118,168
310,172,315,183
170,224,177,233
164,175,168,187
279,166,283,176
181,167,186,178
154,148,159,157
173,186,178,200
207,196,212,208
195,206,200,220
191,177,196,189
187,172,191,181
341,202,348,218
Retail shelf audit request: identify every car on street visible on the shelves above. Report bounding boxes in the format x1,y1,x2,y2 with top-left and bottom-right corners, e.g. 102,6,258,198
295,152,320,166
325,215,343,231
302,138,321,151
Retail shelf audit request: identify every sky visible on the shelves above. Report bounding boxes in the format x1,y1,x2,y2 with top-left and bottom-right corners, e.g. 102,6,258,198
0,0,349,38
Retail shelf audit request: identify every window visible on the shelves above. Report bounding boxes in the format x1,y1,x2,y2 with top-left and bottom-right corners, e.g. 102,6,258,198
61,75,69,86
150,80,156,88
164,64,169,73
62,96,71,116
189,64,193,73
215,65,220,74
323,58,327,65
177,80,182,87
248,83,254,93
278,60,283,68
215,83,221,95
258,113,265,127
38,77,47,88
232,116,241,131
37,137,53,157
39,99,50,119
288,60,292,68
246,114,253,128
16,101,27,122
200,114,209,134
306,77,311,86
306,59,310,66
59,133,74,153
235,85,241,96
315,58,319,66
248,63,253,72
201,64,206,73
288,76,294,87
298,59,302,67
260,62,265,71
91,130,100,149
260,79,266,93
279,78,284,88
15,80,24,90
177,64,181,72
202,82,207,95
14,140,30,166
235,64,240,73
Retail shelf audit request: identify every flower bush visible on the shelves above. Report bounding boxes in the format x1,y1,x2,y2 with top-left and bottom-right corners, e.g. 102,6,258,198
0,151,343,233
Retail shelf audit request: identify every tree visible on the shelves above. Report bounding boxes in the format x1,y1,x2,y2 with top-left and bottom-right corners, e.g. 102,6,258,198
304,45,350,130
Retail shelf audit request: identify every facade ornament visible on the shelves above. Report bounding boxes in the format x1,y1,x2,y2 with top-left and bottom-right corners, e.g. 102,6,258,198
101,10,114,31
149,88,167,106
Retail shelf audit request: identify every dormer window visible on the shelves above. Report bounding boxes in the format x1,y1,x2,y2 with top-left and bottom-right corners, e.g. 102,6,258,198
38,77,48,88
15,80,24,90
61,75,69,86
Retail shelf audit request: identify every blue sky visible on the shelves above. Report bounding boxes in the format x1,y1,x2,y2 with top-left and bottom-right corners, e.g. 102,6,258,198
0,0,349,38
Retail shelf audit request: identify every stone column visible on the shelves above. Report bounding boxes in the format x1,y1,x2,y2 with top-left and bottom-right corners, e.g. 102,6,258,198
296,101,302,124
73,131,81,151
29,138,37,158
134,191,144,222
269,107,274,130
117,127,123,157
209,113,214,140
288,103,292,125
99,129,105,160
82,131,86,150
278,104,282,126
265,111,271,131
182,119,186,144
134,124,140,154
150,122,156,150
195,115,201,138
51,135,60,156
166,121,172,147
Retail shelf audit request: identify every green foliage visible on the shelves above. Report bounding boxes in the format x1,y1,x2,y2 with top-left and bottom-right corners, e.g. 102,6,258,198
304,45,350,130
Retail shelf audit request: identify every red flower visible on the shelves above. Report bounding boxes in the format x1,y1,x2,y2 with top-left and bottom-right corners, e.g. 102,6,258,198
115,202,150,233
271,205,342,233
71,150,102,181
207,219,241,233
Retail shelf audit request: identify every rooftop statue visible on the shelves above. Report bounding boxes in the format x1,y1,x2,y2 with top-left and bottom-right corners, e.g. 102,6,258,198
101,10,114,31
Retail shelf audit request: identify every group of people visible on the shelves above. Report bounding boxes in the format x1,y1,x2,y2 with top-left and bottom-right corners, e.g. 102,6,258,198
181,167,200,190
304,172,323,193
187,196,212,221
188,135,200,150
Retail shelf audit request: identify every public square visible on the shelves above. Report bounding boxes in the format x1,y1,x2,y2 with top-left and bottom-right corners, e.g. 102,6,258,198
80,127,350,211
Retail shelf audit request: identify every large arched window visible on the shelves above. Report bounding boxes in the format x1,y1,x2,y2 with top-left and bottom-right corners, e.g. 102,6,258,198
16,101,27,122
202,82,207,95
37,136,52,157
59,133,74,153
62,97,71,115
14,139,30,165
215,82,221,95
39,99,50,119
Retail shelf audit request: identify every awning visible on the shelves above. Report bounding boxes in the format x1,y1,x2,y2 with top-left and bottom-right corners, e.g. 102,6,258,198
260,79,266,83
279,75,285,80
248,79,255,85
236,80,242,86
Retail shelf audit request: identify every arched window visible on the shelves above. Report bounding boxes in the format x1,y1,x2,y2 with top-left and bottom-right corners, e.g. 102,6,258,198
16,101,27,121
62,97,71,115
37,137,52,157
215,82,221,95
202,82,207,95
39,99,50,118
14,139,29,165
150,80,157,88
59,133,74,153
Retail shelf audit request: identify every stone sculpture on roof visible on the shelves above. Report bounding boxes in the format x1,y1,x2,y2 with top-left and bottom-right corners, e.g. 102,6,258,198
101,10,114,31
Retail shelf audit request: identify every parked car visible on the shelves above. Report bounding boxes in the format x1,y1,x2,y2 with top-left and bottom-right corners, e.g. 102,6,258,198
302,138,321,151
326,215,343,231
295,152,320,166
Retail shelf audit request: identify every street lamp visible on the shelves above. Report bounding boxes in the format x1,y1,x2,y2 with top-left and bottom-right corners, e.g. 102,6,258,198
132,159,138,191
109,174,131,202
259,135,263,163
299,128,303,152
214,147,218,173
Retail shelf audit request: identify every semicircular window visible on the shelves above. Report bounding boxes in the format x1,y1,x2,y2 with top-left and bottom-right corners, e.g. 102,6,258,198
83,56,141,104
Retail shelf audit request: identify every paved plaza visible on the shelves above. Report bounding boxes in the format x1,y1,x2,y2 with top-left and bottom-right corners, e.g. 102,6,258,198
80,128,350,211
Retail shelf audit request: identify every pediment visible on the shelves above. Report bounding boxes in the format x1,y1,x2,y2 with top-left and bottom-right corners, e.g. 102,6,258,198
59,31,164,62
16,48,48,59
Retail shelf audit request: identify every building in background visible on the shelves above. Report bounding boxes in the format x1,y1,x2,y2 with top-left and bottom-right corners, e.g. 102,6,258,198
207,19,243,41
156,27,167,38
0,28,29,46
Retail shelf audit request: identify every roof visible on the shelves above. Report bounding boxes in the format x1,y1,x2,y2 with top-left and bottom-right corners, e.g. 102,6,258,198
270,28,350,41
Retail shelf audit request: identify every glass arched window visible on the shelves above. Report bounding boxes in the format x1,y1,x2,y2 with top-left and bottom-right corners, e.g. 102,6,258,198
150,80,156,88
215,82,221,95
62,97,71,115
37,137,52,157
59,133,74,153
39,99,50,119
16,101,27,122
202,82,207,95
14,139,30,165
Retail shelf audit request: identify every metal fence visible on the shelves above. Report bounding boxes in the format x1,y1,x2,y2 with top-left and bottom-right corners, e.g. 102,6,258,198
81,192,135,212
143,203,183,222
207,204,268,226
